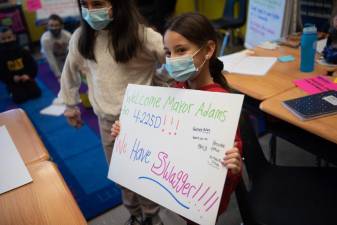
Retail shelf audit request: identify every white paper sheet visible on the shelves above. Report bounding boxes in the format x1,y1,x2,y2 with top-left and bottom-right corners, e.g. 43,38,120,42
40,104,66,116
219,51,277,76
0,126,32,195
316,58,337,67
316,38,327,54
258,41,279,50
220,50,248,72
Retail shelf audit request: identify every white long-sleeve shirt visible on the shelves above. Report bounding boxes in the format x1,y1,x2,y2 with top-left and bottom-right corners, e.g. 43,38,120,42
60,27,165,117
41,29,72,78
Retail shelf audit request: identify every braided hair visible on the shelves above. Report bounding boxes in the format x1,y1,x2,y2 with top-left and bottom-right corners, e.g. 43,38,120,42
165,12,229,90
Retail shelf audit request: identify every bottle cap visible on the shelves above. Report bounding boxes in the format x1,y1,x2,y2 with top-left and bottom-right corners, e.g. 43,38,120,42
303,24,317,34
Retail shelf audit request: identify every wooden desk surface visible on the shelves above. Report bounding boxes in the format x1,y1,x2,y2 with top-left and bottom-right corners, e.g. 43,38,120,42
260,88,337,144
0,108,49,165
0,161,87,225
225,46,328,100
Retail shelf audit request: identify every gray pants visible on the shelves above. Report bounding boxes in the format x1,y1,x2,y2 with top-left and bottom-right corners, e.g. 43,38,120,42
98,115,162,224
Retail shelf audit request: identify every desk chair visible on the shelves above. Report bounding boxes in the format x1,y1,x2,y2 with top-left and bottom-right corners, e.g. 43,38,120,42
211,0,247,56
235,111,337,225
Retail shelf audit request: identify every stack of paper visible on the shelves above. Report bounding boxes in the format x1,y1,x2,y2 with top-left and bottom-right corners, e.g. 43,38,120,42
0,126,32,194
219,50,277,76
316,57,337,67
316,38,327,54
294,76,337,94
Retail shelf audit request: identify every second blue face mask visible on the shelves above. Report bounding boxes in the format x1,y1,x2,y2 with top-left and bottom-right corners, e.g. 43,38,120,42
81,7,113,30
165,48,205,82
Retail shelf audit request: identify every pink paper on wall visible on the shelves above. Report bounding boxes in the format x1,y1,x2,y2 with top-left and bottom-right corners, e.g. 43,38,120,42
294,76,337,94
27,0,42,12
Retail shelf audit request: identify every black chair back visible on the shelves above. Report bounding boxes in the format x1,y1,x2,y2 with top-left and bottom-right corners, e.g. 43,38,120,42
239,110,269,178
222,0,247,26
235,111,270,225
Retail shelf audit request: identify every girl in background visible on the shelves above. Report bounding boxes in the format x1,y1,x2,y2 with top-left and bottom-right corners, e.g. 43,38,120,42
60,0,166,224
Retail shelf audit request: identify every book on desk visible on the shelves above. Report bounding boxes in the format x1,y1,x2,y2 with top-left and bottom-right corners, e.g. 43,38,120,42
282,90,337,120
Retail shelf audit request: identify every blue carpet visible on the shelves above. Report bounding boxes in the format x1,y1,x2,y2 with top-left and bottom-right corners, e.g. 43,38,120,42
0,78,121,219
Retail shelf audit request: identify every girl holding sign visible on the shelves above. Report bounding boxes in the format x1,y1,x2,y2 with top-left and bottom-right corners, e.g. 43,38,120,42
112,12,243,225
60,0,167,225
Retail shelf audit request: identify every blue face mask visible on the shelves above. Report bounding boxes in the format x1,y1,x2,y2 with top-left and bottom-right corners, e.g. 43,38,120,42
81,7,113,30
165,48,206,82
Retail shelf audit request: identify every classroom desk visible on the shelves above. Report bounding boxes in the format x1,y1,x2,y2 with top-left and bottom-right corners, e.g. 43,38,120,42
0,161,87,225
0,108,49,164
260,87,337,145
225,46,328,100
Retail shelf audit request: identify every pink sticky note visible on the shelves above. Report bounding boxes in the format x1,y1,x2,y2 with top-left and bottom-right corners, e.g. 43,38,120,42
293,76,337,94
27,0,42,12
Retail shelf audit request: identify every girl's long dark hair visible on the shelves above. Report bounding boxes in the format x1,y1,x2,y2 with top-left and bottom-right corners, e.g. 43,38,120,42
164,12,229,89
76,0,144,63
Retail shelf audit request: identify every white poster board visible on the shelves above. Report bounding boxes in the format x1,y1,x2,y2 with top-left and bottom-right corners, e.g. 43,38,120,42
36,0,79,21
245,0,286,48
108,85,244,225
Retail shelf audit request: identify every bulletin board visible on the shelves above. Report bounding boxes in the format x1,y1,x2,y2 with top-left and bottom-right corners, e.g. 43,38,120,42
36,0,79,21
0,4,30,47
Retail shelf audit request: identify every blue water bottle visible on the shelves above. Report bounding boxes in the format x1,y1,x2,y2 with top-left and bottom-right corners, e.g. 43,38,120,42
300,25,317,72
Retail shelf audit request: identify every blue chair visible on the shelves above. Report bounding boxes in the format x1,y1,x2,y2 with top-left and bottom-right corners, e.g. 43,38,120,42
211,0,247,56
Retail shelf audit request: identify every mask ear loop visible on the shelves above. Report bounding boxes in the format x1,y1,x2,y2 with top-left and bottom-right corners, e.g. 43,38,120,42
195,56,208,72
192,47,203,57
86,6,112,13
192,45,210,72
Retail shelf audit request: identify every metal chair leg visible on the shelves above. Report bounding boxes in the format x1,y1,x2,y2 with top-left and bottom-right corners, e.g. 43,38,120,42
269,134,277,164
219,31,230,56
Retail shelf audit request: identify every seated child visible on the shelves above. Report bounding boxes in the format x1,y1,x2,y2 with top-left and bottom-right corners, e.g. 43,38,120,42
323,12,337,64
0,27,41,103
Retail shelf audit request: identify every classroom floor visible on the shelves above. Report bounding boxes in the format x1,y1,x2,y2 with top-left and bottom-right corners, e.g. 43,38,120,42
88,133,319,225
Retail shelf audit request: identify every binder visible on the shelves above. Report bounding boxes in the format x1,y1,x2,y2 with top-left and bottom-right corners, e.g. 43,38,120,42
282,90,337,120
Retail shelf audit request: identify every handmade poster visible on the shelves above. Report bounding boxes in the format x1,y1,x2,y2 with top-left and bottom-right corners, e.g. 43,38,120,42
108,84,244,225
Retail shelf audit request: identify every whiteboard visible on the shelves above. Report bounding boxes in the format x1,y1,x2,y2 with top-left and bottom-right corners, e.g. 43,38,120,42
245,0,287,48
36,0,79,21
108,84,244,225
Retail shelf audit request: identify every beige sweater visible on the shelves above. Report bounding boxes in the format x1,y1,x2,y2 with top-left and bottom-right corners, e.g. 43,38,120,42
40,30,72,78
60,27,165,117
